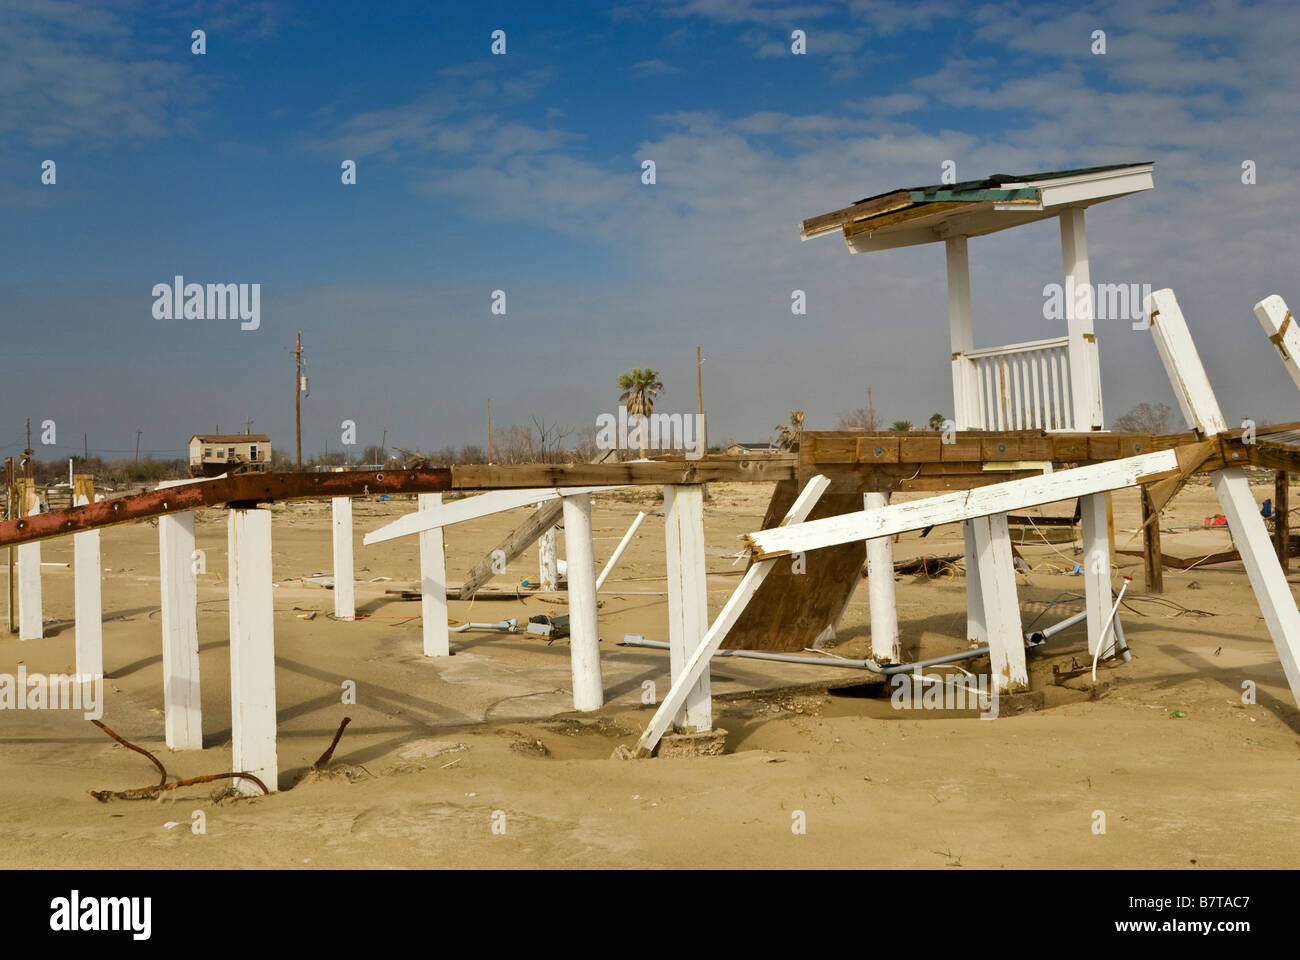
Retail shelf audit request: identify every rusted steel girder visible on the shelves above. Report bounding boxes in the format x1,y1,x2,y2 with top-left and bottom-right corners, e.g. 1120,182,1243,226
0,470,452,549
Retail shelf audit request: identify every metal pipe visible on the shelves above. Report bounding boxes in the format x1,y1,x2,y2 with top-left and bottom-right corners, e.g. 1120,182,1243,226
449,618,517,634
621,635,1006,675
1025,609,1087,644
596,511,646,591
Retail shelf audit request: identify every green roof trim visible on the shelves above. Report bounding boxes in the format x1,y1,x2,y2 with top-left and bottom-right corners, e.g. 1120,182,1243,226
906,186,1042,204
853,162,1153,207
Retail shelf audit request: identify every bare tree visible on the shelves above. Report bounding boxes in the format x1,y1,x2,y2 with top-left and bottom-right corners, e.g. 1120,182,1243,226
1112,401,1175,434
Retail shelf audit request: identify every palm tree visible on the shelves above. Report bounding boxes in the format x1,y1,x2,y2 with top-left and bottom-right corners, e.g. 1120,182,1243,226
928,412,946,431
775,409,805,450
890,420,914,432
618,368,664,458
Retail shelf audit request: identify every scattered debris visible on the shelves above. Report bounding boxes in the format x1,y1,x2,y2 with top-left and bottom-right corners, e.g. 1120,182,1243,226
312,717,352,771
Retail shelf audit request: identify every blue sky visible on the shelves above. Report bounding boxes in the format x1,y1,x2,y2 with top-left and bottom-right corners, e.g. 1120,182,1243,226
1,0,1297,460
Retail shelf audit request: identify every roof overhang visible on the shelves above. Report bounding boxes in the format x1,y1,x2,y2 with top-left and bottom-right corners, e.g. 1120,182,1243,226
801,163,1154,254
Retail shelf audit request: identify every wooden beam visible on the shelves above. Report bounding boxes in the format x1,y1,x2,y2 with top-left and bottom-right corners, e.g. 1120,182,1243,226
364,486,624,546
450,458,795,489
799,190,913,240
1146,287,1300,706
1141,488,1164,593
745,450,1180,559
1060,206,1103,429
459,499,563,598
634,476,830,758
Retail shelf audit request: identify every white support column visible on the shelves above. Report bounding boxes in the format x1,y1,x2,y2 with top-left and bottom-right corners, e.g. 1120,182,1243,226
73,492,103,679
331,496,355,621
945,236,980,427
1080,493,1114,656
418,493,450,657
864,491,900,664
17,496,41,641
562,493,603,711
962,521,987,647
1061,207,1111,654
971,514,1028,691
227,508,278,794
1147,288,1300,704
159,511,202,750
538,512,558,591
664,486,710,732
1060,207,1104,429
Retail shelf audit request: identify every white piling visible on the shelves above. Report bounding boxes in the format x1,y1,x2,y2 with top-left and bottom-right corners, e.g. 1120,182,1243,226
971,513,1029,692
539,512,559,591
72,490,102,678
227,508,278,793
562,493,603,711
17,497,41,641
664,487,710,732
864,491,900,664
159,511,202,750
331,496,355,621
418,493,450,657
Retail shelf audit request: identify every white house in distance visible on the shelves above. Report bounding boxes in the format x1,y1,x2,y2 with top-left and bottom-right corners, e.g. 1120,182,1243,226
188,433,271,477
799,162,1155,667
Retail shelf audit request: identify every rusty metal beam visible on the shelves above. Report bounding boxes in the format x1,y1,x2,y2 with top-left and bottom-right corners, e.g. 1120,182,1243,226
0,470,453,548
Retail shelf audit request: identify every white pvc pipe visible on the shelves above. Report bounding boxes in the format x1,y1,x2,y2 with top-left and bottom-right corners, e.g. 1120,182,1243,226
596,511,646,592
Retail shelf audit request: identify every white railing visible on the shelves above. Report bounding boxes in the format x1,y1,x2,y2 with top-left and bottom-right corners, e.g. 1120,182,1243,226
960,336,1074,431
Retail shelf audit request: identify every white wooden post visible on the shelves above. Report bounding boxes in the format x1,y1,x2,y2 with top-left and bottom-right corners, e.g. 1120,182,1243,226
1061,206,1112,654
970,513,1028,691
17,495,41,641
1147,288,1300,704
664,487,710,732
227,508,278,793
1254,295,1300,391
159,512,202,750
1060,207,1104,429
562,493,603,711
539,518,558,591
73,489,103,678
418,493,450,657
962,521,987,647
635,476,830,757
331,497,355,621
864,491,900,664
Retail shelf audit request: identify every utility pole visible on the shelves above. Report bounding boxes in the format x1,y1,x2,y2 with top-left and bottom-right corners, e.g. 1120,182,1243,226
135,429,142,462
6,457,14,633
83,433,88,460
244,417,254,435
867,387,876,431
380,427,388,463
697,346,706,453
486,398,492,464
23,419,32,481
293,331,304,467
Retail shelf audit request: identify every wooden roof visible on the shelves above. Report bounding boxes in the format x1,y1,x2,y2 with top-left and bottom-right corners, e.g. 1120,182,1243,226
800,162,1154,252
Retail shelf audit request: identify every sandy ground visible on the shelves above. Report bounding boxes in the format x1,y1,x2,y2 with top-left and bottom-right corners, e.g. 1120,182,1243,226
1,479,1297,869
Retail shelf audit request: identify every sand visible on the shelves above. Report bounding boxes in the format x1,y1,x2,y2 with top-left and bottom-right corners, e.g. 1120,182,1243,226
1,479,1296,869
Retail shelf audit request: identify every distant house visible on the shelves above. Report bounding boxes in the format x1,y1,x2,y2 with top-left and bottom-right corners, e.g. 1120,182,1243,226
189,434,271,477
724,442,778,456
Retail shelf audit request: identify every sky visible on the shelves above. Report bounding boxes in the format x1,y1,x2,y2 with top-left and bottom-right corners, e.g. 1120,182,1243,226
1,0,1297,462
